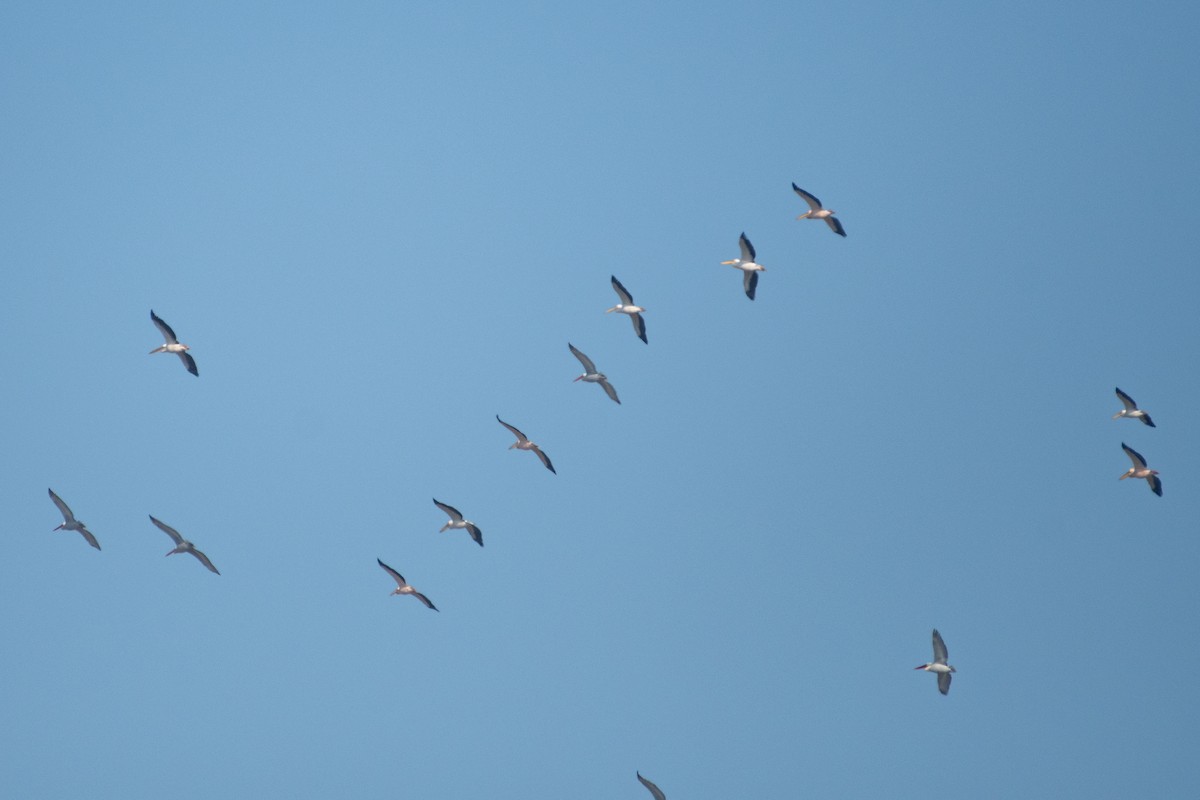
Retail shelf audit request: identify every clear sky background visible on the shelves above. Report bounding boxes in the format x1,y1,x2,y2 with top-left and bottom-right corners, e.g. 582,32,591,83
2,2,1198,798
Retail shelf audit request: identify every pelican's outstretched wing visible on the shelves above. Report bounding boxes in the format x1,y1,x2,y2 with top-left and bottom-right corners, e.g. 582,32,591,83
411,590,439,611
610,275,636,306
630,312,647,343
533,446,556,474
932,629,949,665
1122,442,1148,470
496,415,528,444
48,488,76,523
150,310,179,344
178,351,199,376
568,343,597,374
637,772,667,800
149,515,185,546
189,548,220,574
743,270,758,301
738,232,756,262
433,498,464,523
792,183,823,212
377,558,408,588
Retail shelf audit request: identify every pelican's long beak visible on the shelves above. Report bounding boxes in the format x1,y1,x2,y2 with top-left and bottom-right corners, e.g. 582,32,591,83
573,375,583,382
604,306,618,313
1112,412,1123,419
720,259,735,265
914,664,929,670
1118,472,1130,480
53,524,65,531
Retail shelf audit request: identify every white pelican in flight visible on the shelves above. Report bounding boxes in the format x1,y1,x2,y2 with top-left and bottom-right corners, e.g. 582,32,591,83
149,515,220,574
568,343,620,404
637,772,667,800
48,488,100,550
915,629,955,695
432,498,483,547
720,232,765,300
149,310,198,376
377,559,438,610
1113,388,1155,427
497,415,556,474
792,183,846,237
606,276,648,344
1120,443,1162,496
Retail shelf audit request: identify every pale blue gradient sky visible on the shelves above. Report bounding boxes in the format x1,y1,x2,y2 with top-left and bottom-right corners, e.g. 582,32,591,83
2,2,1199,798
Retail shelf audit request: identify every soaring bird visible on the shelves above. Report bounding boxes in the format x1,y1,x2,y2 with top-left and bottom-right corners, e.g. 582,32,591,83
606,276,648,344
149,310,198,376
47,488,100,550
915,629,956,695
1113,388,1155,427
1119,443,1162,496
377,559,438,610
432,498,483,547
568,343,620,404
149,515,220,574
720,232,766,300
496,415,556,474
792,183,846,236
637,772,667,800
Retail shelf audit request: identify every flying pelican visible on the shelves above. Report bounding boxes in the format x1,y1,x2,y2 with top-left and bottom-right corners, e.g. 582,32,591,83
149,515,220,574
637,772,667,800
568,343,620,404
606,276,648,344
1119,442,1162,496
496,415,556,474
47,488,100,550
792,183,846,236
720,232,765,300
432,498,483,547
915,629,955,695
149,310,199,376
376,559,438,610
1113,388,1155,427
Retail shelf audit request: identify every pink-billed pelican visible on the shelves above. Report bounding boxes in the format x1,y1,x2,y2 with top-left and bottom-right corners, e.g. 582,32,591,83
376,558,438,610
1120,443,1162,496
47,488,100,550
792,183,846,236
1113,388,1155,427
497,415,556,474
637,772,667,800
432,498,483,547
720,232,765,300
568,343,620,404
149,515,220,574
607,276,648,344
915,629,955,695
149,310,198,376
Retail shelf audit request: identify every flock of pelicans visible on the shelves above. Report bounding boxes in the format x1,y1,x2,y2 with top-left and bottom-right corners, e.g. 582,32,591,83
41,183,1166,797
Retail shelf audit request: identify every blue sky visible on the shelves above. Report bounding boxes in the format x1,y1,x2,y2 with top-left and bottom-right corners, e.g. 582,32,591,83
2,2,1199,797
